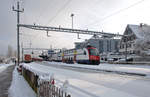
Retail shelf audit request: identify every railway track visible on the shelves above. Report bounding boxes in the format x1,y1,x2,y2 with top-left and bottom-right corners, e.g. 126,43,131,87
38,62,147,78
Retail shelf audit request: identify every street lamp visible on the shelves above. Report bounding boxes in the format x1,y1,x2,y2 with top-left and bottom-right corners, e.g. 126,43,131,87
70,13,80,39
70,13,74,29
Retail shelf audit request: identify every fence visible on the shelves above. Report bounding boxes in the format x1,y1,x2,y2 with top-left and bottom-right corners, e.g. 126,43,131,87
38,81,71,97
22,67,38,93
22,66,71,97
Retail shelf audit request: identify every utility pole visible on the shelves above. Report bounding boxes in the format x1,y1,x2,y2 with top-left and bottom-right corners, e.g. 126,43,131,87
125,36,127,62
12,1,24,65
21,42,24,62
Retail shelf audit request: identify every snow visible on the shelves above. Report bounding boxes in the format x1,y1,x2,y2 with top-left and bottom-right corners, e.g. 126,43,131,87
8,67,36,97
68,79,137,97
128,24,150,39
21,62,150,97
46,61,150,77
128,24,150,55
22,62,53,76
0,63,13,73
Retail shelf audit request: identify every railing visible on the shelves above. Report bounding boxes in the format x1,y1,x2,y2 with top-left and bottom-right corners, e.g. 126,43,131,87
22,67,38,93
38,81,71,97
22,66,71,97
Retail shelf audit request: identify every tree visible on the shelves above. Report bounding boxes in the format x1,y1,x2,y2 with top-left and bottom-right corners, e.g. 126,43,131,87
7,45,13,58
134,25,150,56
13,50,17,57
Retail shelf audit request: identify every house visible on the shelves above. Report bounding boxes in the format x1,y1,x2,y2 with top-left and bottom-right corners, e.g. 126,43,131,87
119,23,150,61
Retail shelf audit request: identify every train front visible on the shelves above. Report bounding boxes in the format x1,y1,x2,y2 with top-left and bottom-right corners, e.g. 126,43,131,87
87,46,100,65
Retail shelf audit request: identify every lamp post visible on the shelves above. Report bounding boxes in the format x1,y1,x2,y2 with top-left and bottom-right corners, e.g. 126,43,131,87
70,13,74,29
70,13,80,39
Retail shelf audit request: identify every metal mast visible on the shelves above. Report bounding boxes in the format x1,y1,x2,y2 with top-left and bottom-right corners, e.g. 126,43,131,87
12,1,24,65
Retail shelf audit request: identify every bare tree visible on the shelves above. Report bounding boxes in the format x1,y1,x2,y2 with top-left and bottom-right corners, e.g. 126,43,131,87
134,25,150,56
13,50,17,57
7,45,13,58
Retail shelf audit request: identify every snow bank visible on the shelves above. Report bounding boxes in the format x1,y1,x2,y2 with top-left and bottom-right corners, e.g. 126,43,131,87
0,63,13,73
22,62,51,76
22,63,58,86
8,67,36,97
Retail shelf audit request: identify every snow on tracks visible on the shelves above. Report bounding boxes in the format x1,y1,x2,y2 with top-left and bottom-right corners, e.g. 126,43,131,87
45,61,150,77
21,62,140,97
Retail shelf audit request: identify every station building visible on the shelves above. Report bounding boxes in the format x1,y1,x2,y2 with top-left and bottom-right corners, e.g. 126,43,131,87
119,23,150,61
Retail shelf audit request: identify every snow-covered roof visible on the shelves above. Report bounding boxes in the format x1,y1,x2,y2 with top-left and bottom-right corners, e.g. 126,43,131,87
128,24,150,39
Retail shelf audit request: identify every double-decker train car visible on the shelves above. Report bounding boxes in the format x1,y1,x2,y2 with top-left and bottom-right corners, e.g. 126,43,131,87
51,45,100,65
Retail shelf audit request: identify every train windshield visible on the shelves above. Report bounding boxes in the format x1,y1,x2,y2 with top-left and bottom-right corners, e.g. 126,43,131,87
89,49,99,56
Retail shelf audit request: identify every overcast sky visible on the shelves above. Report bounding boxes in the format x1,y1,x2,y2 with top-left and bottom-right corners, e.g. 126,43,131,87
0,0,150,55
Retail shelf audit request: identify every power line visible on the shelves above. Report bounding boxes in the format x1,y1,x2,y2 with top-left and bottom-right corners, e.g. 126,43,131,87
12,0,16,5
84,0,145,28
45,0,72,26
21,0,28,24
35,0,53,25
21,0,26,8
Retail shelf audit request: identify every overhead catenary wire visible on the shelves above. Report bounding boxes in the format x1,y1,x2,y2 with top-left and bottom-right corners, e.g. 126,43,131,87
12,0,17,5
21,0,44,43
35,0,53,25
21,0,27,24
22,0,70,41
20,0,26,8
84,0,145,28
45,0,72,26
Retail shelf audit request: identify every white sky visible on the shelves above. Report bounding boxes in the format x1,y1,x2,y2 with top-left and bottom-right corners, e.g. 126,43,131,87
0,0,150,55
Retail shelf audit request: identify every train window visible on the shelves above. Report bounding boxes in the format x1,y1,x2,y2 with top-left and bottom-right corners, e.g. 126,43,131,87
89,49,99,56
84,51,86,55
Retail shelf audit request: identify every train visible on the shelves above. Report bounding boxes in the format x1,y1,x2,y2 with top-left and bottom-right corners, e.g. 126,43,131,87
24,54,43,63
24,54,32,63
51,45,100,65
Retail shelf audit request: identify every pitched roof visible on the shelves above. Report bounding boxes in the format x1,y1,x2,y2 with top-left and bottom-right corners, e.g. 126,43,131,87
128,24,150,39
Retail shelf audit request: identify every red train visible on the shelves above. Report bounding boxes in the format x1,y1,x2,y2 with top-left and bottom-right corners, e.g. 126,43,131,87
51,45,100,65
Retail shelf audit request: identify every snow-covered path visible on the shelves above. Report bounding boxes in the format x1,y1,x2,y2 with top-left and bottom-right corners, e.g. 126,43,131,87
22,62,150,97
8,67,36,97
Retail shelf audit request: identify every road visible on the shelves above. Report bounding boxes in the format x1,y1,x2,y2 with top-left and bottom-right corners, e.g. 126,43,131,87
0,65,15,97
38,62,150,97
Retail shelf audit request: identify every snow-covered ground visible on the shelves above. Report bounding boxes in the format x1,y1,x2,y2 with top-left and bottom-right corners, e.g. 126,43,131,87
8,67,36,97
22,62,150,97
45,61,150,77
0,63,13,73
